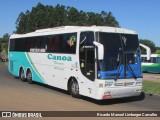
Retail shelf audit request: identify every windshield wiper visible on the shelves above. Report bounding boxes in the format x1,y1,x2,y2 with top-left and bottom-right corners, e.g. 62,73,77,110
124,50,137,79
114,66,122,80
127,63,137,79
114,50,123,80
119,34,127,78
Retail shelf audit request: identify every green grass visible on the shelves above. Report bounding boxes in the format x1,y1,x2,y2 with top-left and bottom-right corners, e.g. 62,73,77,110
143,80,160,95
0,60,3,65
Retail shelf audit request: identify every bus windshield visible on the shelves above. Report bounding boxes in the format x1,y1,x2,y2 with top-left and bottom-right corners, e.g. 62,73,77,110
97,32,141,79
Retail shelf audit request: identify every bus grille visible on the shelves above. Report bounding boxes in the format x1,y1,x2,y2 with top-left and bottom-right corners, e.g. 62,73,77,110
114,82,135,87
114,83,124,86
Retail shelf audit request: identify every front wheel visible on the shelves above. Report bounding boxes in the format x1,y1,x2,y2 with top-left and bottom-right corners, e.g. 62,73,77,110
26,70,33,84
69,79,80,98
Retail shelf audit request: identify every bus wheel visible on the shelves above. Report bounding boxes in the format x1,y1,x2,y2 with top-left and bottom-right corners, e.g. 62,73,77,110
69,78,80,98
26,70,33,84
19,68,26,82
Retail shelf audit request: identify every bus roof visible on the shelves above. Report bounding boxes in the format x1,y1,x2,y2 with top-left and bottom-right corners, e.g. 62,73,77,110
10,26,137,39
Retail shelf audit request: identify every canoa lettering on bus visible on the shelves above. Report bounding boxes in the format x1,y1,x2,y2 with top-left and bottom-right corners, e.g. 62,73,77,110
48,54,72,61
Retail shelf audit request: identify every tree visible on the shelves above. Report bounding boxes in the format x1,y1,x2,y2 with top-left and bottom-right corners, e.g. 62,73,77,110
139,39,156,54
16,12,29,34
105,12,119,27
156,47,160,54
15,3,120,34
0,42,2,52
1,33,10,43
0,33,10,54
156,47,160,50
67,7,80,25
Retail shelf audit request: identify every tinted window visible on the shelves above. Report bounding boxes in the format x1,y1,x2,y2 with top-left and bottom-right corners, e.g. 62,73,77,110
141,57,146,62
9,39,16,51
63,33,77,53
79,31,95,81
46,33,77,53
46,35,63,53
98,33,139,71
9,32,77,54
157,58,160,63
10,38,28,52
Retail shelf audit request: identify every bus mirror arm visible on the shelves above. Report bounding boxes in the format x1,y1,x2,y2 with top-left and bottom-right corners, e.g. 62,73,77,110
93,41,104,60
140,43,151,60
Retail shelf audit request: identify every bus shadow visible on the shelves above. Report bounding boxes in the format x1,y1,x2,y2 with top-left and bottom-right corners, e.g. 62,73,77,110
31,81,145,106
13,77,70,95
33,81,70,95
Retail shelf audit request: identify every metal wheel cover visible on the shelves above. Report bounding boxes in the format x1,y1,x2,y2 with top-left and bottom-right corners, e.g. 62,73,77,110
20,70,25,79
27,72,32,80
71,81,79,95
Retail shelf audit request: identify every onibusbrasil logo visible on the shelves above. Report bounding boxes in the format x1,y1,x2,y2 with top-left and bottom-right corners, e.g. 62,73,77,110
48,54,72,61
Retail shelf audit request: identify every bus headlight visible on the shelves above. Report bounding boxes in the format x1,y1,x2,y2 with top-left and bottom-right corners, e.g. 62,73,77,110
99,83,104,88
104,91,111,94
136,81,142,86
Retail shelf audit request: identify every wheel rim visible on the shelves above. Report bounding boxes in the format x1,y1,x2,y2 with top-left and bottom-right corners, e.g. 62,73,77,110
71,80,79,95
20,70,25,80
27,72,32,81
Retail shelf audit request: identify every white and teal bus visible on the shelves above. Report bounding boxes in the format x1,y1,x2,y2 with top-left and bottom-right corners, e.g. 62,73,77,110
8,26,143,100
141,54,160,73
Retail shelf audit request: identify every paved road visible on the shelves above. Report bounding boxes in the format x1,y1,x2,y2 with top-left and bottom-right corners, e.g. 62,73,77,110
0,64,160,120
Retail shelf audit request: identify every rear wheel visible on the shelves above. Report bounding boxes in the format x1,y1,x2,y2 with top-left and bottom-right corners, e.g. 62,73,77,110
19,68,26,82
26,70,33,84
69,78,80,98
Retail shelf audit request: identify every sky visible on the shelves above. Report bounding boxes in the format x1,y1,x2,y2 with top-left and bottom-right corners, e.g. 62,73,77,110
0,0,160,46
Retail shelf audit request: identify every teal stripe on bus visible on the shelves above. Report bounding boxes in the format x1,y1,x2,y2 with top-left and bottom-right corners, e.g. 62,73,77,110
9,52,46,84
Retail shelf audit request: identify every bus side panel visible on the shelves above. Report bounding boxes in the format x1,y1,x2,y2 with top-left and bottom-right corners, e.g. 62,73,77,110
8,52,22,76
27,53,78,91
8,52,46,84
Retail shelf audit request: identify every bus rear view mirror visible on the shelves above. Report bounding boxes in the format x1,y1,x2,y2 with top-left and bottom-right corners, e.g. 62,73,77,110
140,43,151,60
93,41,104,60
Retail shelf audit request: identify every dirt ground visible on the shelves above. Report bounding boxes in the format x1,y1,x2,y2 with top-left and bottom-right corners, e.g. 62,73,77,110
143,73,160,83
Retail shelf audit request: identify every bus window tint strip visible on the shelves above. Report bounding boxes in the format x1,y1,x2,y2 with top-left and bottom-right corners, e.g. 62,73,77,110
9,33,77,54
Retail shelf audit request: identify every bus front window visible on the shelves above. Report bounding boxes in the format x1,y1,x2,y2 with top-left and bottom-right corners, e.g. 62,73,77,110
79,32,95,81
97,32,142,79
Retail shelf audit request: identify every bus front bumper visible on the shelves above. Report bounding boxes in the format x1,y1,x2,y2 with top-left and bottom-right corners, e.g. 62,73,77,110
95,86,142,100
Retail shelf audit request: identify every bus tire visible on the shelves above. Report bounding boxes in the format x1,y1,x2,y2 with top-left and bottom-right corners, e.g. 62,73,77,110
69,78,80,98
26,69,33,84
19,68,26,82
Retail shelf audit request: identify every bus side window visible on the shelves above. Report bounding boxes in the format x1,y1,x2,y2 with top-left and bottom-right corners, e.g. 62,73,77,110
157,58,160,63
26,39,30,52
54,35,62,52
35,37,46,52
152,57,156,63
63,33,77,54
46,36,55,53
9,39,16,51
79,32,95,81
